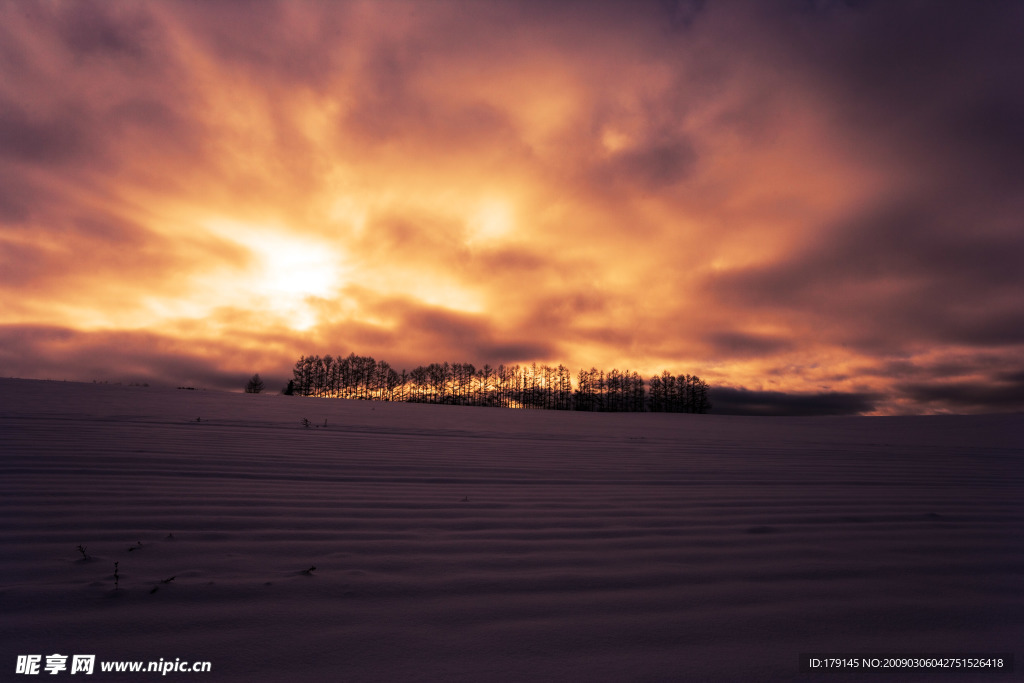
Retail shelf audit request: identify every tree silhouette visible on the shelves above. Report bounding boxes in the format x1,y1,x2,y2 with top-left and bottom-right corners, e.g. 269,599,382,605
287,352,711,413
245,373,265,394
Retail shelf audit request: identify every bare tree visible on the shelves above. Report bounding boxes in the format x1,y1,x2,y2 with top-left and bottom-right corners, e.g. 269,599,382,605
287,352,708,414
244,373,265,394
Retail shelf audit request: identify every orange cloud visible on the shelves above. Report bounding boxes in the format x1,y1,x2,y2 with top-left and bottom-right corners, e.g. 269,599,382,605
1,1,1023,414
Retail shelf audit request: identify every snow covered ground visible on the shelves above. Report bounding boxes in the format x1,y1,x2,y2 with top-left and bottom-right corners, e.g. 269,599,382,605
1,378,1021,681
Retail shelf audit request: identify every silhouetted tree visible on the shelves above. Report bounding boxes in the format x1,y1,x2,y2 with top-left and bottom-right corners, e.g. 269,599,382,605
556,364,572,410
408,365,427,402
244,373,265,394
478,364,493,406
287,352,710,414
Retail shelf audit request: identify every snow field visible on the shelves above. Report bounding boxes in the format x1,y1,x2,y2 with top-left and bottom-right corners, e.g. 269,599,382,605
1,379,1021,681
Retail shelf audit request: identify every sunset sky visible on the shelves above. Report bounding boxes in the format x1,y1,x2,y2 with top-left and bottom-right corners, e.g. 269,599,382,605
2,0,1023,414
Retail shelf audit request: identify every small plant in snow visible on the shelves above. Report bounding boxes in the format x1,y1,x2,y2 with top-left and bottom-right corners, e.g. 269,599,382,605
301,418,311,428
76,544,91,560
113,562,120,591
127,540,143,552
302,566,317,575
150,576,175,595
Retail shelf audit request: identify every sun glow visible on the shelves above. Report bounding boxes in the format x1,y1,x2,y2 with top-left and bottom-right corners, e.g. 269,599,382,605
201,219,341,295
250,234,339,299
466,199,514,245
199,219,345,329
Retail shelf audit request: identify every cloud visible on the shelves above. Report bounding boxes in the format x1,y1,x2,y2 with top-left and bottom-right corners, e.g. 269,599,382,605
0,325,269,390
705,331,794,358
894,378,1024,415
704,199,1024,356
0,1,1021,413
0,98,93,165
56,2,156,61
309,288,561,369
710,386,880,416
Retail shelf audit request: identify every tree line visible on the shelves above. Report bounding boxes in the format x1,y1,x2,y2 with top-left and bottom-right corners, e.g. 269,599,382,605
282,353,711,413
